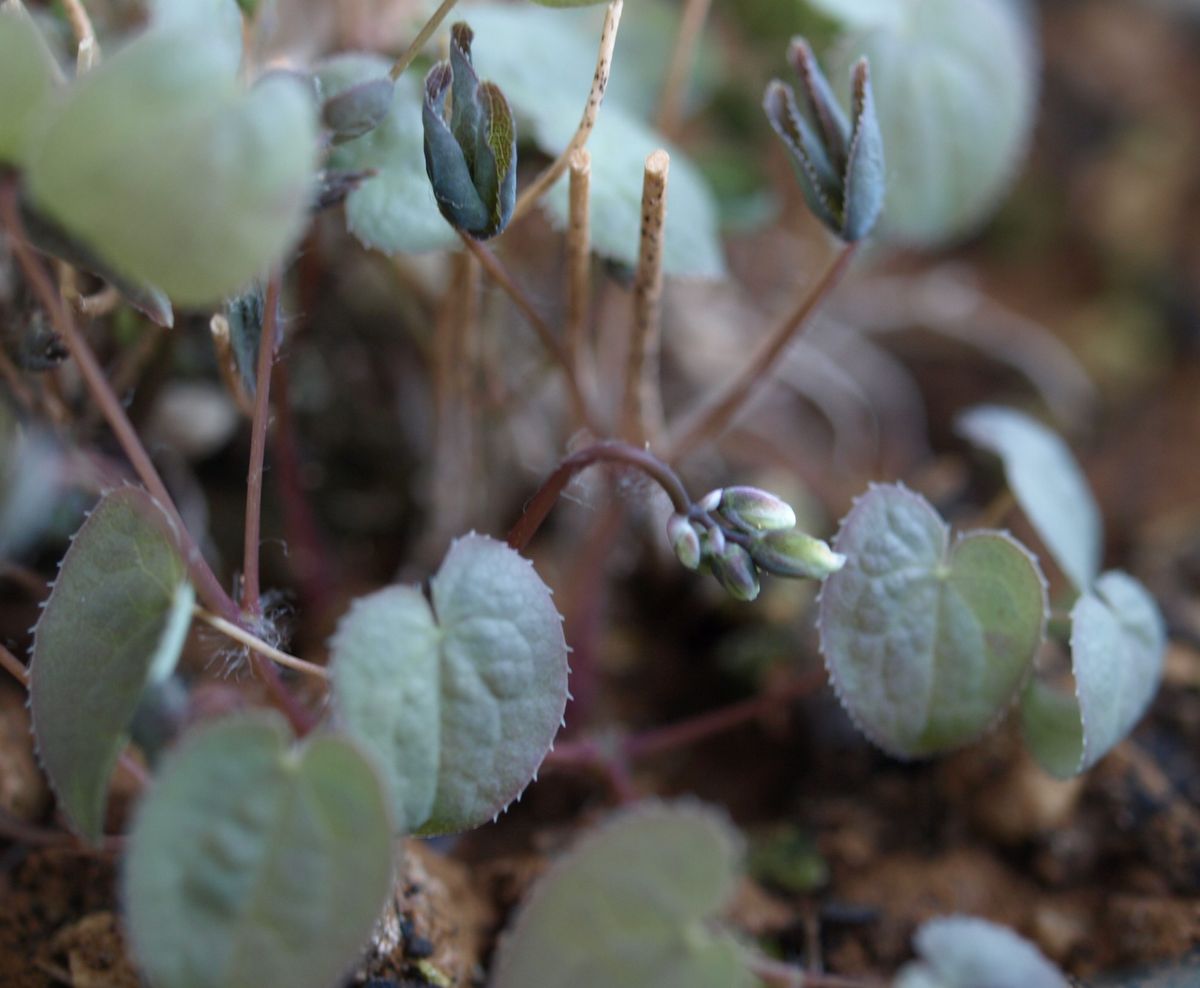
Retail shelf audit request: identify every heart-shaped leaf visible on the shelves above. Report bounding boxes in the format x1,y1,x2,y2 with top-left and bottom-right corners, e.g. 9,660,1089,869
818,484,1047,758
31,487,194,842
330,533,569,835
895,916,1070,988
1022,571,1165,778
123,711,393,988
821,0,1038,246
24,24,317,306
0,9,57,164
957,405,1101,592
492,801,756,988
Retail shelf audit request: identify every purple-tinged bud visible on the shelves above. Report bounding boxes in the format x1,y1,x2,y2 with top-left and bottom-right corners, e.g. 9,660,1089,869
718,487,797,532
711,543,760,602
667,514,702,571
697,488,722,513
751,529,845,580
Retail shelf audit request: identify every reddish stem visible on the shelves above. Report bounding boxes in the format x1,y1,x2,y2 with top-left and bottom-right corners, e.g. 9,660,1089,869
507,440,691,552
241,276,280,617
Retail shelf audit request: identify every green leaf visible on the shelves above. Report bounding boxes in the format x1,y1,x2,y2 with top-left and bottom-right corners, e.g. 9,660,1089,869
147,0,244,71
123,712,394,988
322,53,459,254
895,915,1071,988
330,533,569,836
1022,571,1165,778
0,9,58,164
25,25,317,306
957,405,1101,592
821,0,1038,246
467,4,725,277
30,487,194,842
818,484,1047,758
492,801,756,988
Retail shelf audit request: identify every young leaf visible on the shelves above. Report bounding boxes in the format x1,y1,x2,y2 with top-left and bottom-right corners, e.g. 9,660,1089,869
330,534,569,836
30,488,194,842
123,711,394,988
492,801,756,988
821,0,1038,246
895,915,1070,988
957,405,1101,592
1022,571,1165,778
24,25,317,306
321,54,459,254
0,9,57,164
818,484,1047,758
453,5,727,277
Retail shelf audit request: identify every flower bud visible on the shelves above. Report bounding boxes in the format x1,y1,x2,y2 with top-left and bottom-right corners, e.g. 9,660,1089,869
696,488,723,513
711,543,761,602
763,38,884,242
717,486,797,533
750,529,846,580
422,23,517,240
667,514,702,571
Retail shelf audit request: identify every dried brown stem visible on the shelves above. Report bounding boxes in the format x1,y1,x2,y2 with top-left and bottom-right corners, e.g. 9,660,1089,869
194,607,329,681
655,0,713,136
210,314,255,416
512,0,624,221
0,641,29,687
621,149,669,444
458,233,595,431
61,0,98,71
667,242,859,461
390,0,459,81
565,148,592,387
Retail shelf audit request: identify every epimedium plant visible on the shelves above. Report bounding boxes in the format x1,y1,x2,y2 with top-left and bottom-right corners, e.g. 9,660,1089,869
0,1,1167,987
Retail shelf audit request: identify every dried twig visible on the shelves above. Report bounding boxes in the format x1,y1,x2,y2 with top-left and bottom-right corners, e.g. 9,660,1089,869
565,148,592,385
390,0,460,81
62,0,98,71
194,606,329,681
512,0,624,221
655,0,713,136
621,149,669,444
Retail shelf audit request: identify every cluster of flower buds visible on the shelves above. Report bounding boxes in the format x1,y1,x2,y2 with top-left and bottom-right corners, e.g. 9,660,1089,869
667,486,846,602
763,38,885,243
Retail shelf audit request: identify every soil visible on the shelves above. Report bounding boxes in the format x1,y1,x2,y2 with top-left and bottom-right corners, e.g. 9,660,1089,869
2,0,1200,985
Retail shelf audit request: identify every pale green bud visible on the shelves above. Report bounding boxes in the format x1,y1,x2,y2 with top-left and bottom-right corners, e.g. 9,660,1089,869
712,543,760,602
718,487,797,533
667,514,702,571
751,529,845,580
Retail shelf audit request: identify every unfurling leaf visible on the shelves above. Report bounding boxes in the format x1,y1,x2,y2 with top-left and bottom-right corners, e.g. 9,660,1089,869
1021,571,1166,778
492,801,757,988
329,534,568,835
764,38,884,241
321,75,394,144
422,23,517,240
31,488,194,841
818,484,1046,758
124,712,393,988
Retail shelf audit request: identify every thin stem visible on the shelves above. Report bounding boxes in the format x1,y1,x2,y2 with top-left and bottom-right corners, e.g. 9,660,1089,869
194,607,329,681
623,668,825,760
0,642,29,687
210,314,254,416
390,0,459,81
0,179,241,624
241,276,280,616
565,148,592,389
512,0,624,221
621,149,669,444
61,0,98,71
458,233,595,431
667,242,859,462
655,0,713,136
507,440,690,552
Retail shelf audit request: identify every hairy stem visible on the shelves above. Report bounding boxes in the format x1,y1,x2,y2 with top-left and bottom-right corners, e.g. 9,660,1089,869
512,0,624,220
667,242,859,461
390,0,460,81
194,607,328,680
507,440,691,552
458,233,596,432
0,180,241,624
241,276,280,616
